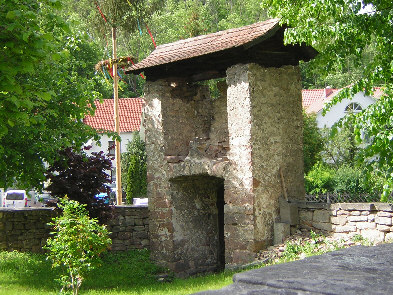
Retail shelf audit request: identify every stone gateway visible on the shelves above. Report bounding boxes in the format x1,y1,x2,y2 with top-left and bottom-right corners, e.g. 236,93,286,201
126,19,317,277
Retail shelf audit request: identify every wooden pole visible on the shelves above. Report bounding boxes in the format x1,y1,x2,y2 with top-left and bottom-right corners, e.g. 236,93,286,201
112,26,122,205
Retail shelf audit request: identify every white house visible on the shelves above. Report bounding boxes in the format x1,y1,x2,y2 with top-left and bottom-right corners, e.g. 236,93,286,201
83,97,144,182
302,87,383,128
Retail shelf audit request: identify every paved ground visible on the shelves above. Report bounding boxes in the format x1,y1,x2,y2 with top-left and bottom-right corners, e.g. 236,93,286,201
194,243,393,294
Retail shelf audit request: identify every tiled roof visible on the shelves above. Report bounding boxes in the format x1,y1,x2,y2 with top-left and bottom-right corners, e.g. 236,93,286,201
84,98,144,133
127,19,280,73
302,88,340,114
302,87,383,114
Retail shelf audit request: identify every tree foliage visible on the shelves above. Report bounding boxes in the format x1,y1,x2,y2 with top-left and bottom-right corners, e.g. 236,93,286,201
0,0,105,189
46,147,113,223
263,0,393,198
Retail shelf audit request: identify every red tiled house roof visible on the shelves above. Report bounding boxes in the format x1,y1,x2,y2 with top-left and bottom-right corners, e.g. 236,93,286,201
126,19,317,81
84,98,144,132
302,88,339,114
302,87,383,114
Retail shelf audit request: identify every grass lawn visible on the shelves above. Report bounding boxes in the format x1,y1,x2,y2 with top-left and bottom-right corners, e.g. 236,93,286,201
0,232,373,295
0,250,239,295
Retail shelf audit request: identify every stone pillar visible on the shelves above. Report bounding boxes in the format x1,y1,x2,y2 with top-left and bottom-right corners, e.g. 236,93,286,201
144,79,175,267
225,64,305,266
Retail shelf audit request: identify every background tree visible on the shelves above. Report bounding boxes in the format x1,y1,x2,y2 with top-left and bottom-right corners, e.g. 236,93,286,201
0,0,105,189
303,111,324,174
121,132,147,203
46,147,113,223
262,0,393,199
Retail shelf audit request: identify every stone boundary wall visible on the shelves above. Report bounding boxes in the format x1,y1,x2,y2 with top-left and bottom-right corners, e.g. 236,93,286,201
298,202,393,243
107,206,149,251
0,208,56,252
0,206,149,253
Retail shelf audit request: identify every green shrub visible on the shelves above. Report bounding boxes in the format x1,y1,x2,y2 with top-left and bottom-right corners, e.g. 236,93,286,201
333,165,369,195
305,162,335,194
45,198,111,295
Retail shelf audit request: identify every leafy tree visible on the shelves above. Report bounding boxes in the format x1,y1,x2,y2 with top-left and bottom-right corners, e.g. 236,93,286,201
45,198,111,295
320,123,360,169
121,132,147,203
0,0,105,189
46,147,113,223
303,111,324,174
263,0,393,199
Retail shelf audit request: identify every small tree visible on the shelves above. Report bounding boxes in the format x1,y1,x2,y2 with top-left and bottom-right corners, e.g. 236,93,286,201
45,198,111,295
46,146,113,223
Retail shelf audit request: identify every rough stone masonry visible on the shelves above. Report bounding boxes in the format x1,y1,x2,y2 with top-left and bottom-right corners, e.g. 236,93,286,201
126,20,316,277
143,64,305,277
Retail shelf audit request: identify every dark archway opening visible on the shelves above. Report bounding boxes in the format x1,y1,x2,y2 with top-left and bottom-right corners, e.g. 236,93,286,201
169,175,225,275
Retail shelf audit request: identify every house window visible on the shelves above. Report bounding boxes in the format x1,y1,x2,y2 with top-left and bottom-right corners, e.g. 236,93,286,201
108,141,115,156
345,103,362,113
111,168,116,182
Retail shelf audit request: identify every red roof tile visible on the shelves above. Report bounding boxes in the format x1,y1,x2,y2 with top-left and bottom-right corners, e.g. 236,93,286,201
128,19,280,73
302,87,383,114
84,98,144,133
302,88,340,114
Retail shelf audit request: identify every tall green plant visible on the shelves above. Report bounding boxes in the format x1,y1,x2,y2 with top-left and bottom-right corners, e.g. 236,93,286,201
45,198,111,295
122,132,147,203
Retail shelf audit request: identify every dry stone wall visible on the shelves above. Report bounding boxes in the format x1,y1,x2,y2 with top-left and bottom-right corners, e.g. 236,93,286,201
0,206,149,253
0,208,56,253
298,202,393,243
107,206,149,251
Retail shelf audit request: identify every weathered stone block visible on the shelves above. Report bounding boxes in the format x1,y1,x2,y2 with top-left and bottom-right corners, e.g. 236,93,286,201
313,210,330,223
360,229,385,243
125,216,135,225
337,210,349,216
348,216,368,222
274,222,290,245
357,222,376,230
377,224,391,232
279,198,299,225
334,225,357,233
375,216,392,226
331,216,347,226
299,210,313,222
377,211,393,218
349,211,361,216
312,222,332,232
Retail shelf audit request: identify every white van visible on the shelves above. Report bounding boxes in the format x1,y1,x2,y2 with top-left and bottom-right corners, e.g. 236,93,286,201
3,190,28,208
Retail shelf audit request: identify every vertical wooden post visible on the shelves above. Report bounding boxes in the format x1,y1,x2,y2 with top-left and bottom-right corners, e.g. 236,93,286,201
112,26,122,205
